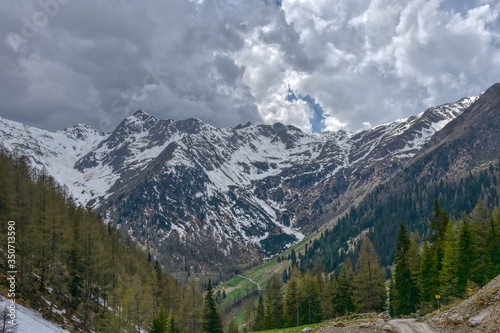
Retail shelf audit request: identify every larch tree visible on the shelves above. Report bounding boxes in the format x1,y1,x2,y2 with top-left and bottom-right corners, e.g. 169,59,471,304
353,237,386,313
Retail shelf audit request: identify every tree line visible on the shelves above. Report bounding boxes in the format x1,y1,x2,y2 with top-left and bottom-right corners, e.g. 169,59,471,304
298,161,500,276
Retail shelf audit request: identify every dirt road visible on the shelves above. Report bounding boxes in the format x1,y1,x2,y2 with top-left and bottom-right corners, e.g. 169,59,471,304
237,274,262,291
388,319,434,333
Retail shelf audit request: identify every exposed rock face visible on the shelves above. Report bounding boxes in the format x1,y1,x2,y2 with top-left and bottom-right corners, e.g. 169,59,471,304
430,274,500,332
2,86,496,275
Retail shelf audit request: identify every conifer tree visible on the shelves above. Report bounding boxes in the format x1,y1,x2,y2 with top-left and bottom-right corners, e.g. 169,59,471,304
300,272,322,324
150,306,168,333
429,198,449,243
336,259,354,316
394,222,418,315
283,268,301,327
168,315,179,333
291,249,297,268
457,216,475,297
264,273,284,328
470,200,490,285
262,299,274,330
438,221,459,303
182,277,203,333
420,200,449,305
408,239,421,289
353,237,386,313
486,207,500,279
202,279,223,333
419,243,438,303
253,295,264,331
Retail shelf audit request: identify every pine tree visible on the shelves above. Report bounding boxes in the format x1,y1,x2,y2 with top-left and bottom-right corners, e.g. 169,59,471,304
438,221,459,303
262,299,274,330
299,273,322,324
419,242,438,303
291,249,297,268
394,222,418,315
457,216,476,297
486,207,500,279
470,200,490,285
408,239,421,303
419,201,449,306
253,295,264,331
68,241,84,308
353,237,386,313
168,315,179,333
264,273,284,329
336,259,354,316
150,306,168,333
202,279,223,333
429,198,449,243
283,268,301,327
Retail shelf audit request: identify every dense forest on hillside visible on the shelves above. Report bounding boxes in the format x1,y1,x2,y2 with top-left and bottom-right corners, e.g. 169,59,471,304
242,198,500,331
0,151,212,332
298,160,500,275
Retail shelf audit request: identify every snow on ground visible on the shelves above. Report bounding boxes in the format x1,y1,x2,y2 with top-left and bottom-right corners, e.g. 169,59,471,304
0,296,70,333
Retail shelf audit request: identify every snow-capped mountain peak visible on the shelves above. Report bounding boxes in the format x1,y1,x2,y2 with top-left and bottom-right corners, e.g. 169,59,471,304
0,93,482,273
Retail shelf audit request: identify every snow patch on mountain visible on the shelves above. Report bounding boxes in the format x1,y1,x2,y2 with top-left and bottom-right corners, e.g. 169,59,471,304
0,93,482,262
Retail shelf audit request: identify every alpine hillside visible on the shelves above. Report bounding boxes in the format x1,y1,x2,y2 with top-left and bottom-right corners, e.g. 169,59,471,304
0,89,485,276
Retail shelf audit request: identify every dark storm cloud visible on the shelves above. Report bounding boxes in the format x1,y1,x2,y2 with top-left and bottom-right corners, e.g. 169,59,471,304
0,0,499,133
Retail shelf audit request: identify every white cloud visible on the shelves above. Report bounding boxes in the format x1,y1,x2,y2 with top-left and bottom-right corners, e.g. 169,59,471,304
0,0,499,133
323,115,347,132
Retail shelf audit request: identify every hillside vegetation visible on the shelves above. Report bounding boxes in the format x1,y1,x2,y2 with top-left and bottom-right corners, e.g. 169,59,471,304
219,160,500,332
0,151,208,332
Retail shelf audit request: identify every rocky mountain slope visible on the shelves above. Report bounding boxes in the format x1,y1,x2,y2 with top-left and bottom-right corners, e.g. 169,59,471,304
408,83,500,181
429,274,500,332
0,91,483,275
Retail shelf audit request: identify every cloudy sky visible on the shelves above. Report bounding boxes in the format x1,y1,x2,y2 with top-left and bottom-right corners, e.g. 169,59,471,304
1,0,499,133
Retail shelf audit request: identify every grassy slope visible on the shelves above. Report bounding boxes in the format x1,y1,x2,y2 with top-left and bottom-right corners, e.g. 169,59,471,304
218,211,349,329
220,211,345,302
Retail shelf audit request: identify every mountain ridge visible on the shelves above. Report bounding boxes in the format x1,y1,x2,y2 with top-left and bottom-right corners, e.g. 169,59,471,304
0,91,484,275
